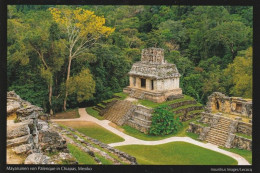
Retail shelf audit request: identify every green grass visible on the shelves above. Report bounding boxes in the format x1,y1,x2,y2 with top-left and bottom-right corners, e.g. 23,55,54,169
56,121,124,144
86,107,104,120
235,133,252,140
138,95,195,108
113,92,128,100
187,109,204,115
95,153,114,165
116,142,238,165
102,98,117,103
171,103,202,112
73,127,124,144
186,132,199,140
121,119,195,141
192,120,209,127
219,147,252,164
97,103,106,108
67,144,97,164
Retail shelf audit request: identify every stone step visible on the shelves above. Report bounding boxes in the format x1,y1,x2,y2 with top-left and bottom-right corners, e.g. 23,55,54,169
134,111,152,120
206,136,227,142
206,139,226,145
103,100,133,125
207,133,228,139
132,116,152,126
126,120,150,134
173,105,203,114
214,125,230,129
136,105,153,114
206,140,226,146
131,90,144,99
206,134,228,140
218,120,232,124
217,122,231,126
208,128,229,134
207,135,228,140
93,106,101,113
206,135,227,141
169,100,197,109
213,127,230,131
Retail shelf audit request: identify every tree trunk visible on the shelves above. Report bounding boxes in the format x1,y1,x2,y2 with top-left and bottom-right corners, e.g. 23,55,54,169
63,55,72,111
49,84,53,116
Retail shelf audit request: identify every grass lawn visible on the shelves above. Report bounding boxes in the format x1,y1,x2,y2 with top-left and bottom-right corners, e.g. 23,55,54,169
114,92,128,100
121,118,196,141
86,107,104,120
138,95,195,108
186,132,199,140
56,121,124,144
116,142,238,165
52,109,80,119
67,144,97,164
219,147,252,164
235,133,252,140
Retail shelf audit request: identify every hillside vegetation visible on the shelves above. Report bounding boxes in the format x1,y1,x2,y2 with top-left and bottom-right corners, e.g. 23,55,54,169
8,5,252,114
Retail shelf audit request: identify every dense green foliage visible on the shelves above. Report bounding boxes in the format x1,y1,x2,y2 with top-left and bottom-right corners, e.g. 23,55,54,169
7,5,252,113
149,105,182,136
116,142,238,165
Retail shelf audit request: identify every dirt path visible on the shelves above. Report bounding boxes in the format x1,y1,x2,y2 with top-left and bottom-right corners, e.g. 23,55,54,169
51,108,250,165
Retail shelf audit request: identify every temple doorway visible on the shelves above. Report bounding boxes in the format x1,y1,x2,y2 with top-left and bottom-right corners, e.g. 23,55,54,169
216,101,220,110
141,78,146,88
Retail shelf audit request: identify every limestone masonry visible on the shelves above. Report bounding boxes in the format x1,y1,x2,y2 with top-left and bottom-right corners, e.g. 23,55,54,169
101,48,204,133
123,47,183,103
206,92,252,118
188,92,252,150
7,91,76,164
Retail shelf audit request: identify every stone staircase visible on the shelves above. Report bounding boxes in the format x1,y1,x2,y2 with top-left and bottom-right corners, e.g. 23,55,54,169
205,117,232,146
125,105,153,134
103,100,133,125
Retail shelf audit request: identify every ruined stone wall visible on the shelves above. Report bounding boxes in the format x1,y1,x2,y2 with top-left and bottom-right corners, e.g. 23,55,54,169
231,135,252,151
7,91,75,164
187,122,204,135
141,48,164,64
156,78,179,91
206,92,252,118
125,105,153,134
237,122,252,136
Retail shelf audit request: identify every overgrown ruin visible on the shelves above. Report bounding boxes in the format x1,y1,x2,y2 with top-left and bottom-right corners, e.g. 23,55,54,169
206,92,252,118
123,48,183,103
99,48,203,133
188,92,252,150
7,91,137,164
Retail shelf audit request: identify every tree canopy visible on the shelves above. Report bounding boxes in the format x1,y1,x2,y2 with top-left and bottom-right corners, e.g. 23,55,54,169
7,5,253,113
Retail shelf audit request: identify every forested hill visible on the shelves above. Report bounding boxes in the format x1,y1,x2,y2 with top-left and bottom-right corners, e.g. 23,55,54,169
7,5,252,114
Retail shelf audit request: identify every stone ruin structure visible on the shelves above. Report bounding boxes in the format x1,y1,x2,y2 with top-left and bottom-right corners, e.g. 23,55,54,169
206,92,252,118
188,92,252,151
7,91,138,165
7,91,77,164
123,48,183,103
100,48,203,133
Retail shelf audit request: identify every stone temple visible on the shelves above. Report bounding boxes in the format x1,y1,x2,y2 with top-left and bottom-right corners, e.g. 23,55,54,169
123,48,183,103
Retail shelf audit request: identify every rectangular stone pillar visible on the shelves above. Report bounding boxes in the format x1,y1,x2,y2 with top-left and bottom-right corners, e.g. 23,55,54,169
129,76,133,87
153,80,157,91
136,77,141,88
146,78,151,90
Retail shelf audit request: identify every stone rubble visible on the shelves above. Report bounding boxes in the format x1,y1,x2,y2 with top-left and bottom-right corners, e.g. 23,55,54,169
6,91,76,164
